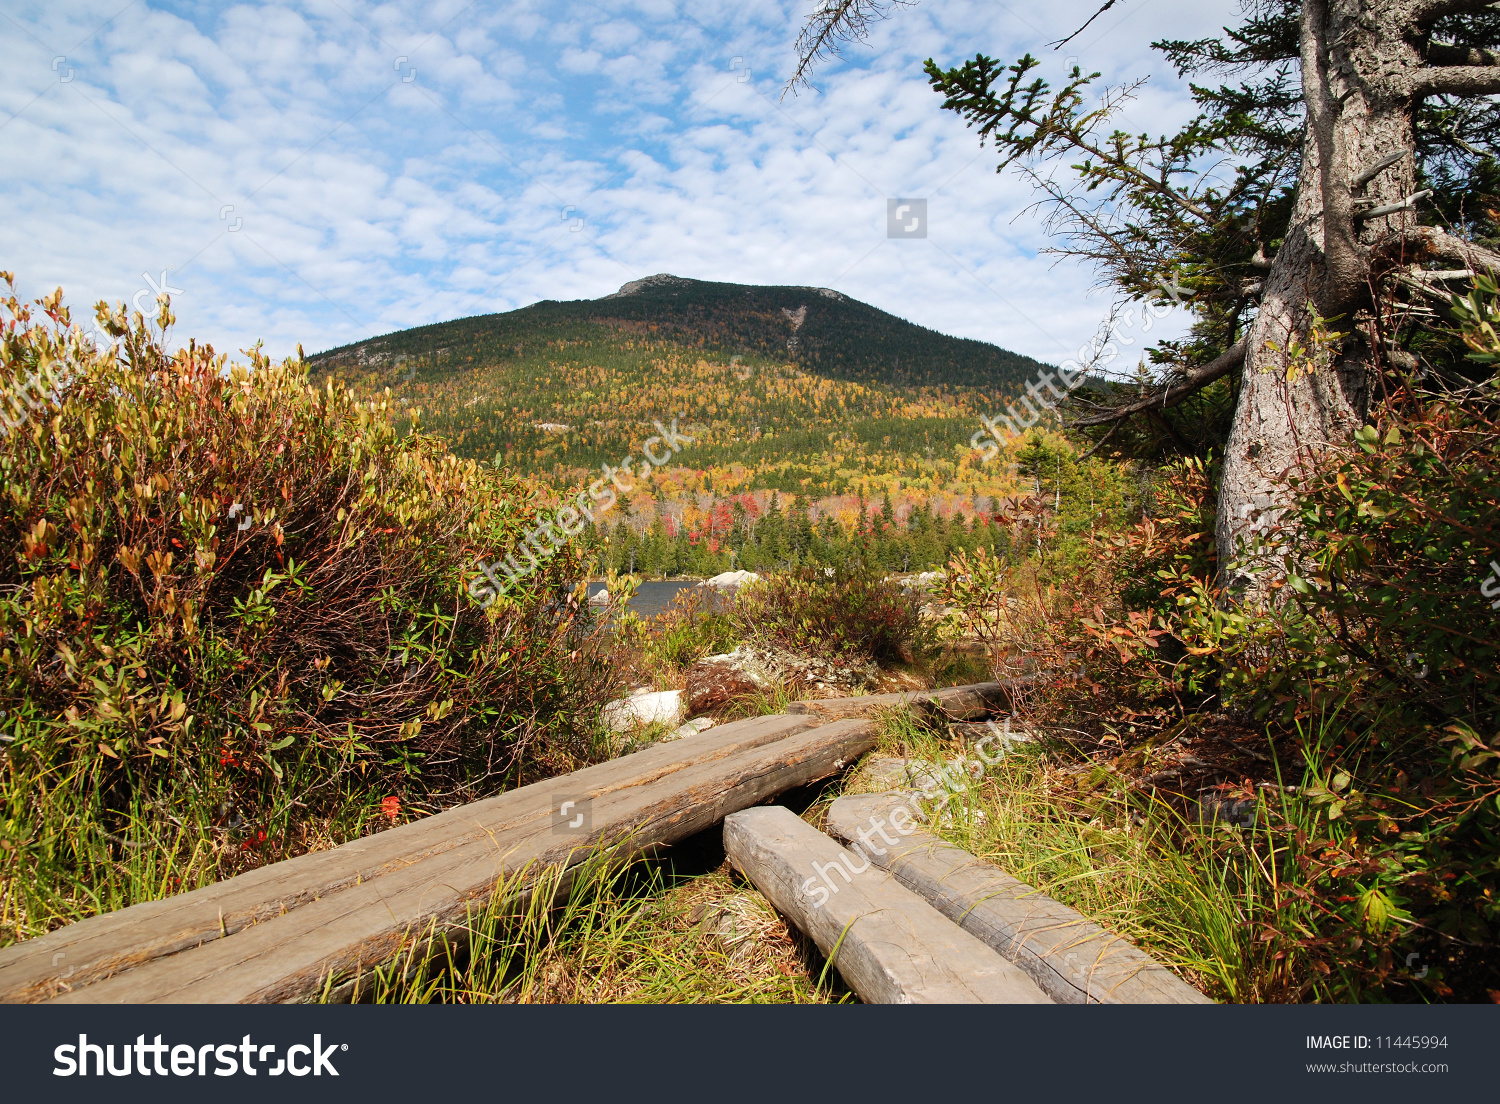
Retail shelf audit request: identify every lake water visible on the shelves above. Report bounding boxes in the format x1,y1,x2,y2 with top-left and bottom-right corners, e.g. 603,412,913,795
586,579,705,619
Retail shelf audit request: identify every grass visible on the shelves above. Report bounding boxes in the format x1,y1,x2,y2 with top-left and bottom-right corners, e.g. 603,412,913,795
342,840,849,1004
0,742,386,946
817,707,1334,1003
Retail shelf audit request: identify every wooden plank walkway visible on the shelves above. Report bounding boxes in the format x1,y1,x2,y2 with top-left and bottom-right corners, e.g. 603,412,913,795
0,711,877,1003
825,792,1212,1004
1,679,1195,1006
725,806,1052,1004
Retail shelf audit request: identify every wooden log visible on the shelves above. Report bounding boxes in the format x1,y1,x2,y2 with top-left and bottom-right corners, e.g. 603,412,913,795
723,806,1051,1005
948,720,1038,746
824,793,1212,1005
785,681,1016,723
30,719,877,1004
0,713,828,1003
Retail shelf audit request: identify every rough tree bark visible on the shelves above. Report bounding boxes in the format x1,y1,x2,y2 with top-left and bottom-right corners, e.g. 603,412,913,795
1218,0,1498,585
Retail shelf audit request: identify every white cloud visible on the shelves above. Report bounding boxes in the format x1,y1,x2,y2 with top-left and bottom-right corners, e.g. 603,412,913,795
0,0,1236,365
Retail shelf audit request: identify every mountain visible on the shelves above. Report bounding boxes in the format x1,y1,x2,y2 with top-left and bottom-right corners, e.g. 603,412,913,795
307,275,1044,503
313,273,1045,390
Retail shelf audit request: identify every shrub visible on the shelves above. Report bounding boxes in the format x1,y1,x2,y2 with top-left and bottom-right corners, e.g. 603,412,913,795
967,398,1500,998
732,564,923,666
644,586,737,671
0,279,620,940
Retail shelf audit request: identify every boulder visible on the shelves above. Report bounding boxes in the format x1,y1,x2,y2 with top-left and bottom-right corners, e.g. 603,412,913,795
686,647,770,713
765,648,878,698
700,570,760,592
601,688,683,732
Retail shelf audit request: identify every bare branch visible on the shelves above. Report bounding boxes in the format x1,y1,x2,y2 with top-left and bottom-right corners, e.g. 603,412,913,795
1351,149,1409,188
1426,42,1500,67
1067,339,1247,427
1046,0,1122,50
783,0,915,99
1076,419,1122,460
1372,226,1500,276
1355,189,1433,218
1413,65,1500,97
1411,0,1500,25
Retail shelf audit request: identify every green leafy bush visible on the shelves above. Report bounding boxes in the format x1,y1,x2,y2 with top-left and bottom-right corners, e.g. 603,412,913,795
733,564,924,666
1039,404,1500,997
645,587,737,670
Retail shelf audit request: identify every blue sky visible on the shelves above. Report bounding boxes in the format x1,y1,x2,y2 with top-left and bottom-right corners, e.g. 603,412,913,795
1,0,1236,365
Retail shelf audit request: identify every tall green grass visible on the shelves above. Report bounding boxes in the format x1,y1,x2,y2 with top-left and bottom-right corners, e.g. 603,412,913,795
841,709,1342,1003
340,842,844,1004
2,738,383,943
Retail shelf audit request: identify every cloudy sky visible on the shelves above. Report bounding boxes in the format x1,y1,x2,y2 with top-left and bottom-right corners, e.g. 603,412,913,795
1,0,1236,365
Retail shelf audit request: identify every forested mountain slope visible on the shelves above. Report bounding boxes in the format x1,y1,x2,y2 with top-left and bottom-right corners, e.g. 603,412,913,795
306,275,1064,574
308,275,1043,493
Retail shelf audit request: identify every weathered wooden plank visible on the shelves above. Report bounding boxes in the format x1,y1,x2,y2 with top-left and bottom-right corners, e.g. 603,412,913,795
43,719,879,1004
824,793,1212,1005
785,681,1015,723
0,712,822,1004
723,806,1051,1005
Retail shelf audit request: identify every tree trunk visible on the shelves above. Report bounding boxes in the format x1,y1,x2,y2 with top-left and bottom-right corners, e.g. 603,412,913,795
1218,0,1428,588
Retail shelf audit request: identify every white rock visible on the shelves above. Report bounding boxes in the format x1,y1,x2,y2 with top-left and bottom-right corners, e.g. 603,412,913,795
602,688,683,732
701,570,761,591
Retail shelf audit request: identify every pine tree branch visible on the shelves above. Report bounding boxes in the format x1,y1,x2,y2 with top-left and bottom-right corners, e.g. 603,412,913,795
1413,65,1500,97
1066,339,1248,427
1426,42,1500,67
1372,225,1500,276
1411,0,1500,24
784,0,914,98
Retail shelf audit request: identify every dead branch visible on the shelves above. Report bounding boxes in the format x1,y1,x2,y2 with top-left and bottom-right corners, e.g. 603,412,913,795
1067,339,1248,428
1370,226,1500,278
783,0,914,98
1046,0,1122,50
1413,65,1500,97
